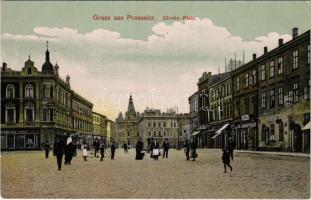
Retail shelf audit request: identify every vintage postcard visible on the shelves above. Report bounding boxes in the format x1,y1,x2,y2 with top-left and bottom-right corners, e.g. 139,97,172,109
1,0,310,199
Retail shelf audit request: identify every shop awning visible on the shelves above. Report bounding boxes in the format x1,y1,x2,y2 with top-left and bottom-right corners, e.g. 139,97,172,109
212,123,230,139
192,131,201,136
302,121,311,131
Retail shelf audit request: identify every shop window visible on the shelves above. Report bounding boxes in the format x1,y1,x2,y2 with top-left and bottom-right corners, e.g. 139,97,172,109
7,134,15,149
25,135,35,148
15,135,25,149
270,124,275,142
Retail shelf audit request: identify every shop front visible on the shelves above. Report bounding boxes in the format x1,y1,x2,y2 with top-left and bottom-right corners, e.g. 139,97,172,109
1,129,40,150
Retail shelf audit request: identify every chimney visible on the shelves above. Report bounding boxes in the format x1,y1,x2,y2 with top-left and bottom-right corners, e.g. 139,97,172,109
278,38,283,47
264,46,268,54
66,75,70,86
2,62,7,71
292,27,298,38
253,53,256,60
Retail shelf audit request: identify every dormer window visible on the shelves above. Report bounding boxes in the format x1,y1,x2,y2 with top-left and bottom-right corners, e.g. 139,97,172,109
6,84,15,98
28,67,32,74
25,84,34,98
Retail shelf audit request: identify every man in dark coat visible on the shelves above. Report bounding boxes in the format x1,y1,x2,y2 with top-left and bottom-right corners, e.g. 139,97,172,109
184,140,190,161
162,138,170,158
93,138,100,158
190,139,197,161
111,141,116,160
228,137,234,161
135,137,144,160
222,148,233,173
99,143,105,161
53,136,65,171
123,143,129,154
43,142,50,159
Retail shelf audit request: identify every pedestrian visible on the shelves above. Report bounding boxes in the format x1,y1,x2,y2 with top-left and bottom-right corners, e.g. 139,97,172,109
43,142,50,159
93,138,100,158
99,143,105,161
64,136,76,165
184,140,190,161
135,137,144,160
123,143,129,154
190,139,197,161
152,139,160,160
111,141,116,160
82,142,89,161
222,148,233,173
53,136,65,171
228,137,234,161
162,138,170,158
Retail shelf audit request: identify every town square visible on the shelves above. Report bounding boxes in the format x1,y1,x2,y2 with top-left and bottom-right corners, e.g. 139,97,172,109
1,1,310,199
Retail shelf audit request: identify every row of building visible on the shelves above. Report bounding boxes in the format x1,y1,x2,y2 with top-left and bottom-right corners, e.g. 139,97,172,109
1,43,112,150
113,95,190,149
188,28,310,153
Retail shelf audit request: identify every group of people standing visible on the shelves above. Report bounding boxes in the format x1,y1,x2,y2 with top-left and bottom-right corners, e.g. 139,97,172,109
44,135,77,171
45,135,234,173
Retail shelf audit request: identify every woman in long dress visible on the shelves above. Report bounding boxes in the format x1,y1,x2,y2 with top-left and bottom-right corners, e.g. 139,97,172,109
135,137,144,160
82,142,89,161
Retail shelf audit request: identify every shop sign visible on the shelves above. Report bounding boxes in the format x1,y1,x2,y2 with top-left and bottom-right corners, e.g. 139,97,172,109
241,115,249,121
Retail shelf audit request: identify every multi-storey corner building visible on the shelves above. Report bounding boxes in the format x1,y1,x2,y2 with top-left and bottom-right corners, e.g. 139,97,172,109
1,43,95,150
209,72,233,148
113,95,141,147
257,28,310,152
191,27,310,153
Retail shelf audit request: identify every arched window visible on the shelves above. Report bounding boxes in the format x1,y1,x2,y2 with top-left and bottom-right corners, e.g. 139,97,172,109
6,84,15,98
5,104,16,123
25,84,34,98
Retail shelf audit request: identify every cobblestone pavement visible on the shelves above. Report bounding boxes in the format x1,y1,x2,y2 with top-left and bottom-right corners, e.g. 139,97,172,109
1,149,310,198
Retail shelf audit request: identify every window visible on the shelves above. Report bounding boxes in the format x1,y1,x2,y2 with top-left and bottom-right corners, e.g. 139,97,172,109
293,83,299,103
278,87,284,106
270,124,275,141
308,45,310,64
261,92,266,109
43,108,48,121
50,87,53,98
25,84,34,98
288,90,294,104
278,57,283,75
236,77,240,91
279,123,284,141
261,65,266,80
148,122,151,127
5,105,15,123
270,89,275,108
304,86,310,100
244,98,249,114
293,50,299,70
27,68,32,74
245,74,249,88
6,84,15,98
270,61,275,78
164,122,166,127
253,70,256,85
25,105,34,122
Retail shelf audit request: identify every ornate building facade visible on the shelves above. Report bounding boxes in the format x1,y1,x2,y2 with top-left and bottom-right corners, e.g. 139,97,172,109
1,42,94,150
